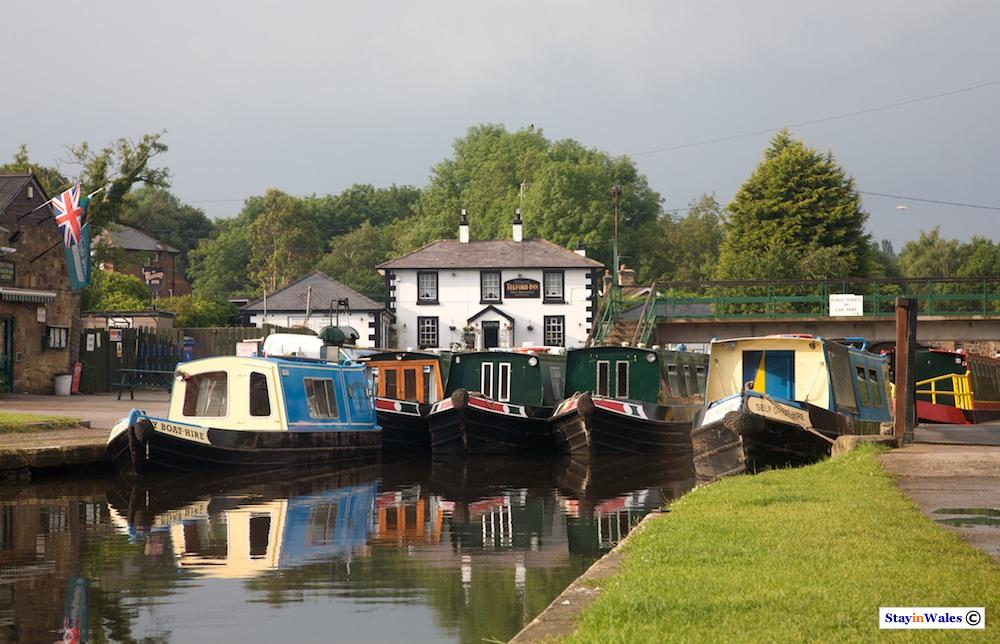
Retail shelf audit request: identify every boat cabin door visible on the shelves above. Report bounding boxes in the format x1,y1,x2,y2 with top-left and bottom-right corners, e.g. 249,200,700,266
742,350,795,400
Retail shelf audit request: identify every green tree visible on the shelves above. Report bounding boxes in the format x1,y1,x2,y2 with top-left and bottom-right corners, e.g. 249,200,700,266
188,219,254,296
716,130,873,281
65,131,171,231
81,271,151,311
117,186,214,278
315,221,396,298
409,124,661,268
304,183,421,239
638,194,725,283
871,239,901,278
155,294,235,327
898,227,963,277
957,236,1000,277
247,189,323,293
0,144,70,194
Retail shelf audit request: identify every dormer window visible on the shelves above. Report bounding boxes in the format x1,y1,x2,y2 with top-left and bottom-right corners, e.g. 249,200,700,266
417,271,438,304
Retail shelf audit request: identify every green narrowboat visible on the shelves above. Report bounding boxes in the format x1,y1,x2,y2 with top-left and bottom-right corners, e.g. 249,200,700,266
426,350,566,455
550,347,707,454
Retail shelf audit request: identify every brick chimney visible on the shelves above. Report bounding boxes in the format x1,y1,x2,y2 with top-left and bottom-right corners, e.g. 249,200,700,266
618,263,636,287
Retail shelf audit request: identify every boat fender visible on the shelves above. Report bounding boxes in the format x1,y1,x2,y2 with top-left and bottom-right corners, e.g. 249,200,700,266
577,391,595,417
451,388,469,410
725,410,754,437
133,417,154,444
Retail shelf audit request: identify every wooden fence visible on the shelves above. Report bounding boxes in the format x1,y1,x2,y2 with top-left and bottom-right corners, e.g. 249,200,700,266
78,324,310,394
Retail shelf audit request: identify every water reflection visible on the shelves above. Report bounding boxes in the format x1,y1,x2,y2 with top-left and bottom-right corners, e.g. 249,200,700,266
2,455,694,643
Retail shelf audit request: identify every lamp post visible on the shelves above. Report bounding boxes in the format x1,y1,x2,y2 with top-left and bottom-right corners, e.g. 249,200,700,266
611,185,622,287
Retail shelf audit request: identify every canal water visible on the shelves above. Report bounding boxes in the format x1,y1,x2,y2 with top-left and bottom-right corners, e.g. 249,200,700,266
0,455,694,643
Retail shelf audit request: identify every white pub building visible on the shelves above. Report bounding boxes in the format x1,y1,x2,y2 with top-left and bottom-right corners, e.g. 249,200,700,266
378,211,604,350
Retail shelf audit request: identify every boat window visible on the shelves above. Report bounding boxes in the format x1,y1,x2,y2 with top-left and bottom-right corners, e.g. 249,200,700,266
183,371,228,417
868,368,882,407
481,362,494,398
248,515,271,558
423,365,435,403
683,363,699,395
370,367,379,398
695,364,707,395
383,368,397,399
249,372,271,417
304,378,339,419
615,361,629,399
403,369,418,400
827,346,858,413
855,366,871,407
497,362,511,402
548,365,564,403
596,361,610,397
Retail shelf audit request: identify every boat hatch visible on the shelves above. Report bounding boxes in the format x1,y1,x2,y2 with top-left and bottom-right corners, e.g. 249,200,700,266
742,350,795,400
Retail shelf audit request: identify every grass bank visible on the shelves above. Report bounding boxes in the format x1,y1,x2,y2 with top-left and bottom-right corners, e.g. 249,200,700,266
565,446,999,642
0,411,78,434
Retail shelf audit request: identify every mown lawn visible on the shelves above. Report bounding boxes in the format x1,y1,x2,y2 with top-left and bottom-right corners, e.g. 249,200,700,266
0,411,78,433
565,446,999,642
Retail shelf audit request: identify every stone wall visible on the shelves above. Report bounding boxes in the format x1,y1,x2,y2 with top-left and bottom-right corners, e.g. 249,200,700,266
0,177,79,393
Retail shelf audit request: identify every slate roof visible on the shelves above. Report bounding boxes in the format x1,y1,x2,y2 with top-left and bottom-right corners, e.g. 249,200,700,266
242,271,382,312
0,174,31,213
378,239,604,270
104,225,180,253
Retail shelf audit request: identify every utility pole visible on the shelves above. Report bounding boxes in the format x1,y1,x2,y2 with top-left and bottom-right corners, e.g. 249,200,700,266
611,185,622,286
894,297,917,446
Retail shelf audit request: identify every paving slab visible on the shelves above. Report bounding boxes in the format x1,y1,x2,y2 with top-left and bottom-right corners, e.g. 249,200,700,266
915,421,1000,446
881,444,1000,564
0,391,168,431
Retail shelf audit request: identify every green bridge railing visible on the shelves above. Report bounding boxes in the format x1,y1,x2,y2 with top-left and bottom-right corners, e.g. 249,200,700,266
648,277,1000,320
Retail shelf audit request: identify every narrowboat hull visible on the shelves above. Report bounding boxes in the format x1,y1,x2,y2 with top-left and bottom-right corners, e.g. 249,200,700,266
107,412,382,475
550,392,697,455
916,400,1000,425
374,398,431,451
690,393,887,480
426,389,555,455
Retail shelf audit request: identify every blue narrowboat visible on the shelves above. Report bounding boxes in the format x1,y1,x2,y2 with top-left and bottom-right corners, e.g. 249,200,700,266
106,353,382,474
690,335,893,478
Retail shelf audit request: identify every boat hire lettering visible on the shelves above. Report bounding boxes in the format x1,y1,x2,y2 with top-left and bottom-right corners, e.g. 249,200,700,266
504,278,541,298
747,397,809,427
153,420,210,444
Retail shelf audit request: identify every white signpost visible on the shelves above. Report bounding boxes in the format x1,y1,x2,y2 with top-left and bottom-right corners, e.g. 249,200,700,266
829,294,864,317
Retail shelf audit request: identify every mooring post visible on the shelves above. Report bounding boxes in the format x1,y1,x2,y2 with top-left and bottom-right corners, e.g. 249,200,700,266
894,297,917,446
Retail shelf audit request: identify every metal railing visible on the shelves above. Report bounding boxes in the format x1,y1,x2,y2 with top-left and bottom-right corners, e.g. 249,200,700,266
631,284,659,346
915,373,974,410
590,285,625,346
653,277,1000,319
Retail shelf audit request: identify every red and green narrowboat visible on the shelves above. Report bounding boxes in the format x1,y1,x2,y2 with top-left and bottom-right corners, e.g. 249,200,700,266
907,348,1000,424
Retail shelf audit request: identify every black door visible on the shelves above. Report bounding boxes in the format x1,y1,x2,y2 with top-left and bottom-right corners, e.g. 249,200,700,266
482,321,500,349
0,316,12,393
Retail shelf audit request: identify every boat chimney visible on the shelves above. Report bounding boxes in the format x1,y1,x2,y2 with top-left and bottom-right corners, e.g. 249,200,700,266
574,239,586,257
512,208,523,242
459,209,469,243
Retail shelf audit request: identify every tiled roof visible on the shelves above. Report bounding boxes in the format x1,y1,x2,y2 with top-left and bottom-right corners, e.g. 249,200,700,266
242,271,382,312
378,239,604,270
0,173,35,213
104,225,179,253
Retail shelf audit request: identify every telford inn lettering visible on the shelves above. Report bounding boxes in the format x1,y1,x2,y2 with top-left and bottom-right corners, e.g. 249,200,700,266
378,210,603,350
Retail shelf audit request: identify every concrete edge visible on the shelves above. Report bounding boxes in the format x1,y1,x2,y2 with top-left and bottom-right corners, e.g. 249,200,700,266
831,434,897,457
509,510,664,643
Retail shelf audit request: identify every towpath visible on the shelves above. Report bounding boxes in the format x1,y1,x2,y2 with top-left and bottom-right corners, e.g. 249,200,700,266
882,422,1000,564
0,392,168,473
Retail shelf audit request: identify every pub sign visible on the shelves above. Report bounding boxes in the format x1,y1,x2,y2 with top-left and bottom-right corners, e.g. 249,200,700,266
504,278,540,299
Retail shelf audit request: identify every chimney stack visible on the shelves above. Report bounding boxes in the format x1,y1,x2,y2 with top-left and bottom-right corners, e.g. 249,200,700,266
512,208,523,242
574,239,586,257
459,209,469,243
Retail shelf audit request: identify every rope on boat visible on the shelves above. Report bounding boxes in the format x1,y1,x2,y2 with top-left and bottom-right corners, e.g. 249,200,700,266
757,392,836,446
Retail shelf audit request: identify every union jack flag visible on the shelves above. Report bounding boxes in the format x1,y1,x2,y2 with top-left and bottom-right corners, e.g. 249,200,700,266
52,184,85,247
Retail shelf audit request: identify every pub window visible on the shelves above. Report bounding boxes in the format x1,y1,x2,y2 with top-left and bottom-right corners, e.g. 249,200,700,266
183,371,228,417
304,378,339,419
543,315,565,347
417,316,439,348
249,372,271,417
596,361,610,396
481,362,494,398
615,361,629,399
868,368,882,407
417,271,438,304
46,326,69,350
543,270,564,303
0,261,13,283
497,362,511,402
481,271,501,303
855,365,871,407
